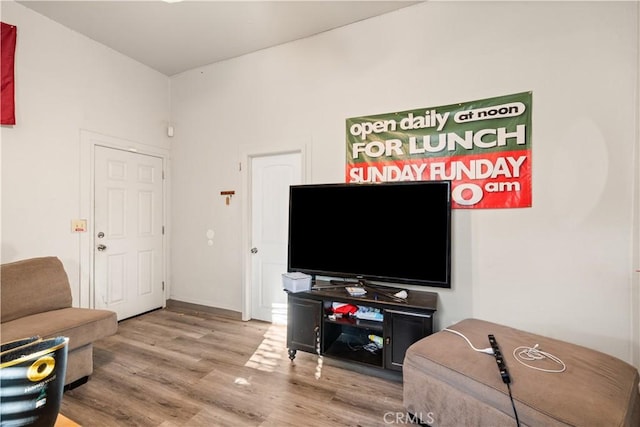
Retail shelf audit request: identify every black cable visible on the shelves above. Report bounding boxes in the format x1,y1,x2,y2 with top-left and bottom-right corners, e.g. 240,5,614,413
506,382,521,427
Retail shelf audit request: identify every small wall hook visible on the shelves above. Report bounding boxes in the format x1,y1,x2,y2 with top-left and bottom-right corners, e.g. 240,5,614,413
220,190,235,205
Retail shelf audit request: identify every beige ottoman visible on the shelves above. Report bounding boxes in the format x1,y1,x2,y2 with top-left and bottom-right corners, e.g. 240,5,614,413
403,318,640,427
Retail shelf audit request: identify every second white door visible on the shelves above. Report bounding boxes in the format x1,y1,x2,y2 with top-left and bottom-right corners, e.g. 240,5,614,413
94,146,165,320
251,152,302,323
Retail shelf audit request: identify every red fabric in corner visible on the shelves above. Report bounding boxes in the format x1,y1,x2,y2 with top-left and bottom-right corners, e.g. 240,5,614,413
1,22,17,125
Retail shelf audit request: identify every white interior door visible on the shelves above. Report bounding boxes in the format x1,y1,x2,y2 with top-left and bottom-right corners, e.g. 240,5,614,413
94,145,165,320
251,152,302,323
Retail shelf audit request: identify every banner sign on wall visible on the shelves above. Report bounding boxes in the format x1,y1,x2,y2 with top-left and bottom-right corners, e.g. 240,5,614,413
345,92,532,209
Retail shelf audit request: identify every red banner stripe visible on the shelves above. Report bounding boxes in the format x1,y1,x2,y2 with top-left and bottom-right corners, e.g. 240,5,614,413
1,22,17,125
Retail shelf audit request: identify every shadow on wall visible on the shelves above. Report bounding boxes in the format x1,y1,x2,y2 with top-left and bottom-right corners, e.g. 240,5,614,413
431,208,473,332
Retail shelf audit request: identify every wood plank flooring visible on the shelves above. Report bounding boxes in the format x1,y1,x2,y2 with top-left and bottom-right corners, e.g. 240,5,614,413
60,308,411,426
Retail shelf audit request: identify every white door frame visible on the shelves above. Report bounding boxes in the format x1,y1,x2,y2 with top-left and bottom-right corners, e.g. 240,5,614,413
240,143,311,321
79,130,170,309
633,24,640,369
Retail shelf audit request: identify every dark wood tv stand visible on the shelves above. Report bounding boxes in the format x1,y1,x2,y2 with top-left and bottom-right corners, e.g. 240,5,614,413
286,282,437,373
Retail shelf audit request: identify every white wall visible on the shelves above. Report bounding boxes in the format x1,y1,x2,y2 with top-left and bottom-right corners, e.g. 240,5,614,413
2,0,637,365
0,1,171,304
171,1,639,362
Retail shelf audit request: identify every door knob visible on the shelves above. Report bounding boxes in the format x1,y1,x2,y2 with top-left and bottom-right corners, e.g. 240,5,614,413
97,244,107,251
251,247,258,254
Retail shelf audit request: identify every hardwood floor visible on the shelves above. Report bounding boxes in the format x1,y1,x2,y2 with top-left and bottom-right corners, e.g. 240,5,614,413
60,308,411,426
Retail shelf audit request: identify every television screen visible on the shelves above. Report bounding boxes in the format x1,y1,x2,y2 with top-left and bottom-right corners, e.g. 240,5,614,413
287,180,451,288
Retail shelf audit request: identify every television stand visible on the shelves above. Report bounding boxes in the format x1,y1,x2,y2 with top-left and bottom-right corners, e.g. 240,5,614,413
286,282,437,373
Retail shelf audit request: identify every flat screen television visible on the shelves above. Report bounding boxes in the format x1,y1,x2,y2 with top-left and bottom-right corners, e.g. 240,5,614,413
287,180,452,288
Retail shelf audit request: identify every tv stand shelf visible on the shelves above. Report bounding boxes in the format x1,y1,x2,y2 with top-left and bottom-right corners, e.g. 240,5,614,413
286,283,437,373
325,316,384,332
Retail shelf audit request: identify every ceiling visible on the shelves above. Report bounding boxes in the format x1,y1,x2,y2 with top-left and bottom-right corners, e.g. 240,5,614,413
16,0,419,76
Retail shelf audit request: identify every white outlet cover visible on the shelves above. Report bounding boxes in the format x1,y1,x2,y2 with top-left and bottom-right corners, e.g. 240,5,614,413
206,229,215,239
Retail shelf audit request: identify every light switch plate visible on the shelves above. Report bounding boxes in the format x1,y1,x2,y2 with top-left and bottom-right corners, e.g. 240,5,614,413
72,219,87,232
